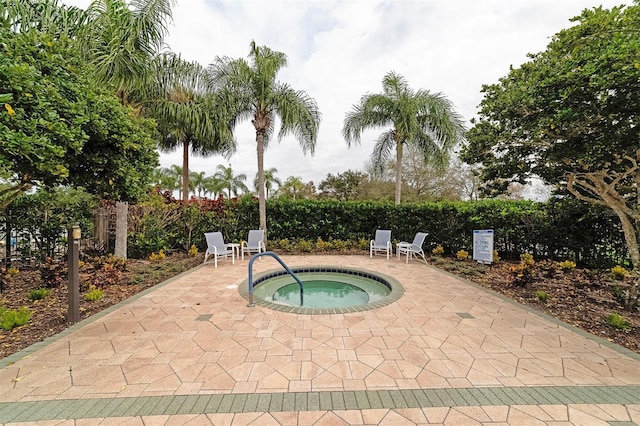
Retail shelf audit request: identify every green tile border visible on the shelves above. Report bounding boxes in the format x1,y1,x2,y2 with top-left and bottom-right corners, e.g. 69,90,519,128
1,386,639,422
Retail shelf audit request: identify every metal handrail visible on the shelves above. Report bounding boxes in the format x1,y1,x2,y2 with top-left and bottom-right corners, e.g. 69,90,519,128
247,251,304,307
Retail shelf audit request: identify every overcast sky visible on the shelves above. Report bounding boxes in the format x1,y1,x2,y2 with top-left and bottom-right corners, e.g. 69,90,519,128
63,0,629,189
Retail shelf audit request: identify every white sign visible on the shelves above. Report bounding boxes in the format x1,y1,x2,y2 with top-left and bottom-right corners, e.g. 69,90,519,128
473,229,494,264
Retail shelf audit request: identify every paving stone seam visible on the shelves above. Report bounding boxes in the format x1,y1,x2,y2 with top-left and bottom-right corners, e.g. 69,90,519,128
1,386,639,422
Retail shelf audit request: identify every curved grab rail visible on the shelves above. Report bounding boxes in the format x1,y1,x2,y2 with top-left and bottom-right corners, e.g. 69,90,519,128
247,251,304,307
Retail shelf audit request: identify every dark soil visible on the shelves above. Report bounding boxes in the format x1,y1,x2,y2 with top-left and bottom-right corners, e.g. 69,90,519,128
1,254,638,359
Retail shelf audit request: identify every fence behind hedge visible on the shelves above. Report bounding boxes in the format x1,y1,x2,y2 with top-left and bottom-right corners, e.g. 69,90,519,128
1,191,629,269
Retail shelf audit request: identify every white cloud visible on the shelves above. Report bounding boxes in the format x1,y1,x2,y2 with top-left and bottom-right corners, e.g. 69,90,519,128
62,0,629,188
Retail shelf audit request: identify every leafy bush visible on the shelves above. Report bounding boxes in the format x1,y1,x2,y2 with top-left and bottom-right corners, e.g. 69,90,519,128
188,245,198,257
432,245,444,256
29,288,51,301
611,265,630,281
149,250,166,263
85,286,103,301
456,250,469,260
0,307,32,330
520,252,535,266
559,260,576,271
605,312,631,330
535,290,549,302
492,250,500,263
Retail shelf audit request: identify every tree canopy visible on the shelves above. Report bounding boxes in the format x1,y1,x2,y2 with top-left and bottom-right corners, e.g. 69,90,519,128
0,27,158,211
460,4,640,268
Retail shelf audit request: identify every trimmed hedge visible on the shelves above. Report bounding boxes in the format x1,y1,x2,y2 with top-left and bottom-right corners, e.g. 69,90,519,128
2,191,629,269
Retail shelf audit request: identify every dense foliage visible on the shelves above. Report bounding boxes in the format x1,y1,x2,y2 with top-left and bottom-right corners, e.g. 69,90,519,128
460,4,640,268
1,189,629,269
0,28,159,211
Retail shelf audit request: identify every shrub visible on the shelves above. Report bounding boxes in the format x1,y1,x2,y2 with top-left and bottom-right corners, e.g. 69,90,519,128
40,257,66,288
332,239,347,251
535,290,549,302
0,307,32,330
492,250,500,263
85,286,104,301
611,265,630,281
559,260,576,272
456,249,469,260
357,238,369,251
315,237,332,252
605,312,631,330
149,250,166,263
6,267,19,276
520,252,534,266
510,262,535,287
188,245,198,257
432,245,444,256
29,288,51,301
297,239,314,253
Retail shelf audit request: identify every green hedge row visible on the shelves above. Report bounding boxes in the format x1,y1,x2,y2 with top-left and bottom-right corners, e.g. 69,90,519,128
137,195,626,268
2,191,629,269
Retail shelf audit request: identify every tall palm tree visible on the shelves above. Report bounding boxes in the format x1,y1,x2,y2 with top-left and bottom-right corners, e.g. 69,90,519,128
81,0,176,103
253,167,282,200
212,164,248,199
147,53,235,201
342,71,465,204
210,41,321,234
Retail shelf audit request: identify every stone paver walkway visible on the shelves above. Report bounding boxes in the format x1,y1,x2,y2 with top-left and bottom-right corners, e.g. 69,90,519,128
1,255,639,425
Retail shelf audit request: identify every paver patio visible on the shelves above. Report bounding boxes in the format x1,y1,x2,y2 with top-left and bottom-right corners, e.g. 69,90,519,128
1,255,639,425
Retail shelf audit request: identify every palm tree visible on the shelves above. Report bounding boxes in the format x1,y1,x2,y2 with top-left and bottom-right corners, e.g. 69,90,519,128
1,0,88,36
147,53,235,201
190,171,207,198
254,167,282,200
210,41,321,234
150,167,179,193
280,176,306,200
168,164,183,199
342,71,465,204
81,0,176,103
212,164,248,199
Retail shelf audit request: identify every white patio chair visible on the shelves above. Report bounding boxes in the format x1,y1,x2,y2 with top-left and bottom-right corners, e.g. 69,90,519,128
241,230,266,260
203,232,235,268
397,232,428,264
370,229,392,259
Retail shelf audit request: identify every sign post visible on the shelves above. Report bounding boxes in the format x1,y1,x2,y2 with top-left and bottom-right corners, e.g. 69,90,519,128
473,229,494,265
68,224,81,324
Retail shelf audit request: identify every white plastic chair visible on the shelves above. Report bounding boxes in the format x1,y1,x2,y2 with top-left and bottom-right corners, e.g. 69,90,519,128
241,230,266,260
397,232,428,264
203,232,235,268
370,229,392,259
